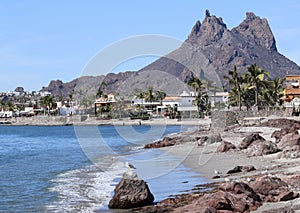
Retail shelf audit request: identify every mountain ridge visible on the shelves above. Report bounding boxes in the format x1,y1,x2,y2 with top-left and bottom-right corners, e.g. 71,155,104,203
41,10,300,98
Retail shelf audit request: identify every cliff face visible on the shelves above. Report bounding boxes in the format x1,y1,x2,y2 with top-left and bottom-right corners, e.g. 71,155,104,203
41,10,300,98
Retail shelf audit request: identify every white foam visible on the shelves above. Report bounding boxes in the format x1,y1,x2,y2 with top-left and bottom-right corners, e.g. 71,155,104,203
46,161,128,212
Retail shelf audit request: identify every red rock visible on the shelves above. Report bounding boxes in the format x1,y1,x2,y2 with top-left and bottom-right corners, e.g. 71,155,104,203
271,128,298,143
277,191,299,201
249,175,298,202
108,172,154,209
247,140,280,157
144,137,176,148
216,141,236,152
278,133,300,149
238,133,265,149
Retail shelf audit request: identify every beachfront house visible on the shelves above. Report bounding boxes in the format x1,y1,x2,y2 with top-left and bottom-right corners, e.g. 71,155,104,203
94,93,116,115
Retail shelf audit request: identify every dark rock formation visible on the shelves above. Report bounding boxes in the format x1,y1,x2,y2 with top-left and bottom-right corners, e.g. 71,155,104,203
108,171,154,209
40,10,300,98
216,141,236,152
247,140,280,157
227,165,256,174
238,133,265,149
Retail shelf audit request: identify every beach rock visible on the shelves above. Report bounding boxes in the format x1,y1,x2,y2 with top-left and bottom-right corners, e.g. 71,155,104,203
278,132,300,149
144,136,176,148
247,140,280,157
279,146,300,159
219,181,261,202
238,133,265,149
271,128,298,143
197,136,208,146
250,176,299,202
227,166,242,174
216,141,236,152
226,165,255,174
173,182,262,213
108,171,154,209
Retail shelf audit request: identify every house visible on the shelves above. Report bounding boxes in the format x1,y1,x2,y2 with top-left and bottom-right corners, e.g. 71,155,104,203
285,75,300,100
284,75,300,110
94,93,117,115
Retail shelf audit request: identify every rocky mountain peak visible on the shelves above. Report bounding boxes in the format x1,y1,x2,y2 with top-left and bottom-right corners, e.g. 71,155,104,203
232,12,277,51
187,10,227,45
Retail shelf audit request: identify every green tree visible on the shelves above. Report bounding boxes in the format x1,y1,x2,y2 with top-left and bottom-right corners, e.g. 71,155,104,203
224,66,243,111
96,82,107,98
79,96,94,114
187,77,210,118
155,90,166,107
261,77,285,110
188,77,204,96
40,95,55,115
243,64,270,108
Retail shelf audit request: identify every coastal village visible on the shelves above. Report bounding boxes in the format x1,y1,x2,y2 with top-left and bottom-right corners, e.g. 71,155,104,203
1,72,300,123
2,6,300,213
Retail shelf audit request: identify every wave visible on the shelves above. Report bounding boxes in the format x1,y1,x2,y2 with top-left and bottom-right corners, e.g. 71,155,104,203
46,160,128,213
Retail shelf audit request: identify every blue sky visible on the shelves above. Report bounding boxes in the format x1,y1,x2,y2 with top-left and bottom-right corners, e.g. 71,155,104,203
0,0,300,91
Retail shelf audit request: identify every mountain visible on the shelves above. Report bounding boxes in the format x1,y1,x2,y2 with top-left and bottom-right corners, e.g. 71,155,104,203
41,10,300,98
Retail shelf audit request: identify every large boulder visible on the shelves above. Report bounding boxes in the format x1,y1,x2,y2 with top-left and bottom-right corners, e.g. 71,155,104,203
278,132,300,149
250,176,299,202
247,140,280,157
238,133,265,149
271,128,298,143
108,170,155,209
227,165,256,174
216,141,236,152
174,181,262,213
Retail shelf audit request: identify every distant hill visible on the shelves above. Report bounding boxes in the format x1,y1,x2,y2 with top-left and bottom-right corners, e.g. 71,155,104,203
41,10,300,99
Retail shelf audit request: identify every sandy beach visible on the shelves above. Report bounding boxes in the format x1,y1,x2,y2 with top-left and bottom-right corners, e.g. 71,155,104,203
129,116,300,212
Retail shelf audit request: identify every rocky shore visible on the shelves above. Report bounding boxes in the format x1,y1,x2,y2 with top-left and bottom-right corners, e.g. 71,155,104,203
121,117,300,212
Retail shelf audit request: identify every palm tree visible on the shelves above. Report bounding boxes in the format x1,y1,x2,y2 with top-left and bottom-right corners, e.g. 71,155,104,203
144,87,156,110
261,77,285,110
155,90,166,106
243,64,270,108
40,95,55,115
134,89,145,116
188,77,204,96
224,66,243,111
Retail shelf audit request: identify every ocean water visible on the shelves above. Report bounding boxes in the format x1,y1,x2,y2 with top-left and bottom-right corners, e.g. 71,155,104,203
0,125,204,213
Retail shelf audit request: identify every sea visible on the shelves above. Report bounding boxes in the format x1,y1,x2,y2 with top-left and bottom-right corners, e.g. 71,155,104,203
0,124,205,213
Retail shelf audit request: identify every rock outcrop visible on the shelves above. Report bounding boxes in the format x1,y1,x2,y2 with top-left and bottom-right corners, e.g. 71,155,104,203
173,181,262,213
108,170,154,209
246,140,280,157
250,176,299,202
238,133,265,149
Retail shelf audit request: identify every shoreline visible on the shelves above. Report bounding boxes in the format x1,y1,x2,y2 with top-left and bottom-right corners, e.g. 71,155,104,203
132,116,300,212
1,115,208,126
